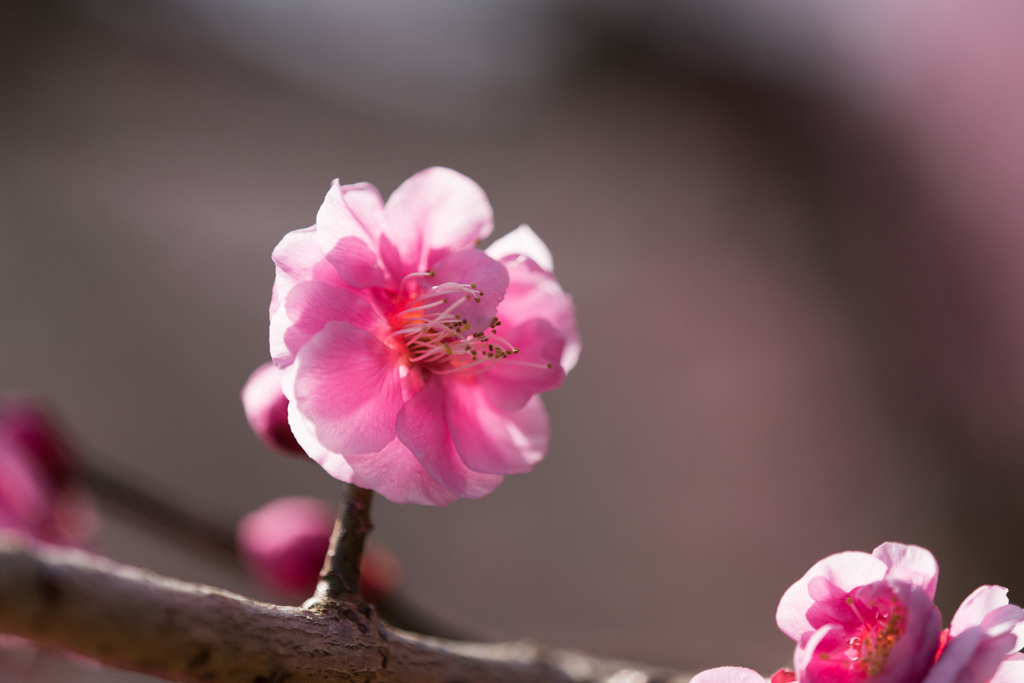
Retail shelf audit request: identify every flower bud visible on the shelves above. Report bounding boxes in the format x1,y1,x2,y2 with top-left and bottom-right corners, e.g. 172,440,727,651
241,363,305,456
237,496,333,598
0,396,97,546
237,496,400,602
0,398,76,486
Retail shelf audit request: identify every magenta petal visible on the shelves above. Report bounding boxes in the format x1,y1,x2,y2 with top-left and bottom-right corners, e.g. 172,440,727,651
270,281,383,368
385,167,493,270
480,318,566,412
690,667,768,683
876,583,944,683
317,181,389,289
395,380,503,499
496,254,580,373
271,226,345,320
776,551,887,641
346,439,459,506
286,322,402,456
873,542,939,599
323,236,386,290
430,249,509,334
446,379,549,474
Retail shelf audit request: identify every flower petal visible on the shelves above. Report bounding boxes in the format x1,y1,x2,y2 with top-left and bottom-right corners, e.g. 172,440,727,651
317,180,389,289
952,586,1013,637
345,439,459,506
271,226,345,320
284,321,402,456
446,379,549,474
285,399,355,482
479,318,566,412
925,627,1015,683
992,653,1024,683
495,253,580,373
429,248,509,335
395,379,504,499
385,167,493,271
270,281,383,368
873,542,939,599
486,224,554,273
776,551,888,641
878,583,944,683
690,667,767,683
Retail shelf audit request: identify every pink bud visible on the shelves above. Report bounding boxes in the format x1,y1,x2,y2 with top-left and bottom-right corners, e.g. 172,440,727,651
241,363,305,456
237,496,334,598
0,396,97,547
236,496,401,602
0,398,76,487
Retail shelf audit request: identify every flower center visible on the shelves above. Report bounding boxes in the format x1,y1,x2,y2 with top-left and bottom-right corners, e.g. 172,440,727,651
843,594,906,678
390,274,518,374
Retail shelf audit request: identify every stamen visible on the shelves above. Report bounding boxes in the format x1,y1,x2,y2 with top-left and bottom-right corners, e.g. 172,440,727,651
391,278,546,376
398,270,434,292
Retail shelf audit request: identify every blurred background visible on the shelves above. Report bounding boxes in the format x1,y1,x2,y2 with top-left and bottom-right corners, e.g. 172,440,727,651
4,0,1024,680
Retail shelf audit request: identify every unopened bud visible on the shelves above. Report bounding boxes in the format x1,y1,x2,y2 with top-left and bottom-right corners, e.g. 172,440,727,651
0,398,76,486
0,396,97,547
237,496,332,598
237,496,401,603
241,363,305,456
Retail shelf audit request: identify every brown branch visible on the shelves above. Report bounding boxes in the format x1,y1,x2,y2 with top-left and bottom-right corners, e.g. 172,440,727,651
80,459,239,566
82,461,465,638
0,536,692,683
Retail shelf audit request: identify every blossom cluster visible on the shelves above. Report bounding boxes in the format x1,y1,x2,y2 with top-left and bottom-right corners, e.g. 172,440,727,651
694,543,1024,683
257,168,579,505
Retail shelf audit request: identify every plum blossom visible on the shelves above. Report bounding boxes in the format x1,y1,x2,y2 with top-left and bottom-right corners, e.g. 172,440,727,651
241,362,305,456
776,542,1024,683
269,168,579,505
777,542,943,683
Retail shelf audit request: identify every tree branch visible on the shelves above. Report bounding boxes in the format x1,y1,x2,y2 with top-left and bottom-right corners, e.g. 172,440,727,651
0,536,692,683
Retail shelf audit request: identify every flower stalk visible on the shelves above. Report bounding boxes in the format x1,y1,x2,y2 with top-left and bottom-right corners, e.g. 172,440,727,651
307,484,374,608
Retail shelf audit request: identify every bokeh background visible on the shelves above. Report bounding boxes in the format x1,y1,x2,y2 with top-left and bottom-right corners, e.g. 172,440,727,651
4,0,1024,680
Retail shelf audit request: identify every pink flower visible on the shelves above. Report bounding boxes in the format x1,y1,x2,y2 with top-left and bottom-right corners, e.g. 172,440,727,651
241,362,305,456
777,542,943,683
269,168,579,505
925,585,1024,683
691,667,769,683
776,542,1024,683
0,398,96,547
